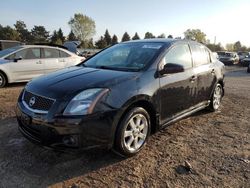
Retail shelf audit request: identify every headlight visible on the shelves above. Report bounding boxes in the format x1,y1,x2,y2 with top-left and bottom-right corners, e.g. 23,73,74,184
63,88,109,116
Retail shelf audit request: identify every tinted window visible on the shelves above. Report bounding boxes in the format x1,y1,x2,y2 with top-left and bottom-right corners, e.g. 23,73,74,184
7,48,40,60
43,48,60,58
191,44,210,66
163,44,192,69
59,50,70,58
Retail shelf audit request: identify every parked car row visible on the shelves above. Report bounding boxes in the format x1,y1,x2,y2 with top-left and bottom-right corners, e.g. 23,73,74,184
216,51,250,68
0,45,85,87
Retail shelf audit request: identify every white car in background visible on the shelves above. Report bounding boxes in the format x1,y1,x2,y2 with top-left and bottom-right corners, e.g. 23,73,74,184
0,45,85,87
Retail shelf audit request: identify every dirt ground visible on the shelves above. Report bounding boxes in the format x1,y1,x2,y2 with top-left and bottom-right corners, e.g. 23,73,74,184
0,67,249,188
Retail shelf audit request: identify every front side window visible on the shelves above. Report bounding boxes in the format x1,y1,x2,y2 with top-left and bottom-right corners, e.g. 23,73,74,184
83,42,164,71
162,44,193,70
7,48,41,60
43,48,60,58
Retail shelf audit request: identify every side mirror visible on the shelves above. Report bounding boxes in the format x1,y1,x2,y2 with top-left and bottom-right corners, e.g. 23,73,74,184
159,63,184,75
13,57,22,62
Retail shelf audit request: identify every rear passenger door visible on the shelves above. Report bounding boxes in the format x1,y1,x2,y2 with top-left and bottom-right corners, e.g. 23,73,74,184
159,43,197,124
190,43,217,103
42,48,65,74
59,49,75,67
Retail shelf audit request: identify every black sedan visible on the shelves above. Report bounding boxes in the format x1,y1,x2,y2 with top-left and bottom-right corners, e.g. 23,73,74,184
16,39,225,157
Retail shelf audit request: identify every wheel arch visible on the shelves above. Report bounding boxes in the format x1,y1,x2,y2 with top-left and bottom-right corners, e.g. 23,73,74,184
110,95,159,148
0,69,9,84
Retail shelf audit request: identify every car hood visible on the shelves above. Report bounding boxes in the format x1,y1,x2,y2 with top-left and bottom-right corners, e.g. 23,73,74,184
26,66,138,99
0,58,9,64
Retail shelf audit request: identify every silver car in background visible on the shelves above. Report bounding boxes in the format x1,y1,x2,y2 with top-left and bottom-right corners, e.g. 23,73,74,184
0,45,85,87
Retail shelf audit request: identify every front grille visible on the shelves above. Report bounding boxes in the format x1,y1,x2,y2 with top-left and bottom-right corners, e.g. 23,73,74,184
22,90,55,112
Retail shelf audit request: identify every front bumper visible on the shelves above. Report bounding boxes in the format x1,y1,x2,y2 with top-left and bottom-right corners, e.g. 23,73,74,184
16,102,118,151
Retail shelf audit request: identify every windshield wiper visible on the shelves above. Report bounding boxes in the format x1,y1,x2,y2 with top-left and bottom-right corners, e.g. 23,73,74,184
95,66,139,72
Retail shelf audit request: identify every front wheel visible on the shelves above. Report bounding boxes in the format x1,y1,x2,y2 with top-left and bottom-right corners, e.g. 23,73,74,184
0,72,7,88
208,83,223,111
114,107,151,157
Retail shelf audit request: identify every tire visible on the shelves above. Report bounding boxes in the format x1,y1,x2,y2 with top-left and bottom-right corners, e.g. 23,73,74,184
208,83,223,112
0,72,7,88
247,67,250,73
113,107,151,157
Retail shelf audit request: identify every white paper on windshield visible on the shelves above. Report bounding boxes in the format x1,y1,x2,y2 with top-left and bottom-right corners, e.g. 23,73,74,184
142,44,162,49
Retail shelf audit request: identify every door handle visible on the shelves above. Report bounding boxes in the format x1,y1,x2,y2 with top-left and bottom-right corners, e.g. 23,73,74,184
190,75,197,82
36,61,42,64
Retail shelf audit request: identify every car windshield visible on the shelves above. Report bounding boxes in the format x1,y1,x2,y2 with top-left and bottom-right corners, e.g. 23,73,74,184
225,53,233,57
238,52,248,56
0,46,23,58
82,42,164,71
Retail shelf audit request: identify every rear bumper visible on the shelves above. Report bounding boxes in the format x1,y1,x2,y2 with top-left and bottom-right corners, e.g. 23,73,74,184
16,103,118,151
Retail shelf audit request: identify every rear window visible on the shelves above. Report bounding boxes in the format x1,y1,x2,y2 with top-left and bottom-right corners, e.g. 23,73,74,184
59,50,70,58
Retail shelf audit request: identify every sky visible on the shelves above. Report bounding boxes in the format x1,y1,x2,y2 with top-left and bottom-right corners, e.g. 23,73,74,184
1,0,250,47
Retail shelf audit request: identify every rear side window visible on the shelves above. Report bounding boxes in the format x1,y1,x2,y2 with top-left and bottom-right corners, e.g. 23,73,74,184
163,44,193,69
59,50,70,58
8,48,41,60
43,48,60,58
191,44,210,66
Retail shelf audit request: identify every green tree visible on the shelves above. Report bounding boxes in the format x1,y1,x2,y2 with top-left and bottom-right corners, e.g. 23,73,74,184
14,20,31,43
233,41,242,51
0,25,20,41
68,13,96,47
226,43,234,51
31,25,50,43
68,30,77,41
184,29,206,43
111,35,118,45
104,29,112,46
167,35,173,39
132,32,140,40
57,28,65,43
121,32,131,42
157,33,166,38
144,32,155,39
51,30,58,43
95,36,107,49
50,30,63,45
206,43,224,52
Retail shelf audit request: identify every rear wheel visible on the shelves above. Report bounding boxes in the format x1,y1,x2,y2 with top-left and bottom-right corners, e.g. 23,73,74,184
208,83,223,111
114,107,151,157
0,72,7,88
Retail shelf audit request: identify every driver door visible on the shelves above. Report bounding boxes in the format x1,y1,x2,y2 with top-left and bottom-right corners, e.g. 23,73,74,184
158,43,197,125
9,48,44,82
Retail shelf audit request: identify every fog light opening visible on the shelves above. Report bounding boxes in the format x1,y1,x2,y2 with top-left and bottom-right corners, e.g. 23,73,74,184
63,135,78,147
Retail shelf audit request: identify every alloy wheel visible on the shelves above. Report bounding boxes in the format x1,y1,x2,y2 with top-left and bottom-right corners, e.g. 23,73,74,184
213,85,222,110
123,114,148,152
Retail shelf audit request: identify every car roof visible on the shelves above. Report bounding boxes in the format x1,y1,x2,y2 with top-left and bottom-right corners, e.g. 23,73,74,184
122,38,203,46
19,45,66,49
